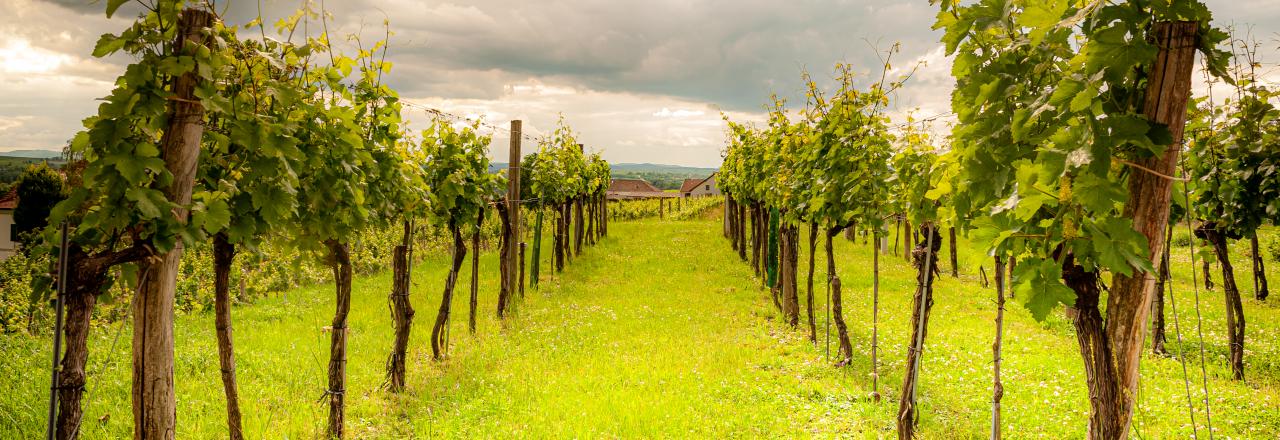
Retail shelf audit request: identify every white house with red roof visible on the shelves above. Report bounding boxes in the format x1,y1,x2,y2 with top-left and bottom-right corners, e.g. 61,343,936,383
679,173,719,197
0,189,17,260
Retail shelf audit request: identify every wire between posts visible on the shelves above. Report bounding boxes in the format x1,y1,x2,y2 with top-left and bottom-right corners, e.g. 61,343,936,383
885,112,956,132
400,100,548,144
1178,157,1215,439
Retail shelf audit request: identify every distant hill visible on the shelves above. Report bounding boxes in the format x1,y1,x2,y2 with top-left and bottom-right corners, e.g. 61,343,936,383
0,149,61,159
489,162,717,175
609,163,718,175
488,160,716,189
487,162,717,190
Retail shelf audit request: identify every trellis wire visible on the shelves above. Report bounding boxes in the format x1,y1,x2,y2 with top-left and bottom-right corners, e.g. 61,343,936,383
401,100,548,144
1162,223,1200,438
1180,156,1215,439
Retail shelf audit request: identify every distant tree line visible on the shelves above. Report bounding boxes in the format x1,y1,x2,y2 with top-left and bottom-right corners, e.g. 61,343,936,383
0,157,65,186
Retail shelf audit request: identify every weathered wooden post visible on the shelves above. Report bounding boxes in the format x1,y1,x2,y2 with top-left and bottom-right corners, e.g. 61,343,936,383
1086,21,1199,436
134,8,212,440
500,121,521,317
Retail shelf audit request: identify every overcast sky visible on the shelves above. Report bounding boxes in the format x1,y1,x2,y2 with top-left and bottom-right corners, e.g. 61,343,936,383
2,0,1278,167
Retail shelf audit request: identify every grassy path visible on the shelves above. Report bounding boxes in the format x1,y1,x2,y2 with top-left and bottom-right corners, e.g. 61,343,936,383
2,215,1279,438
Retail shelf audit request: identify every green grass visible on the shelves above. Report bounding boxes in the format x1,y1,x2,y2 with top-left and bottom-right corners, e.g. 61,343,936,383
2,214,1279,438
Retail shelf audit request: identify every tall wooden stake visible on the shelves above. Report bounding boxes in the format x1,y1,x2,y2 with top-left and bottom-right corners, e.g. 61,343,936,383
499,121,521,317
134,9,212,440
1079,21,1198,438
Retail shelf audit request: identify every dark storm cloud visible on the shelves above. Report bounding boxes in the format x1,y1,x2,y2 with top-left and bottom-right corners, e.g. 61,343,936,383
35,0,1278,112
5,0,1279,164
249,0,947,111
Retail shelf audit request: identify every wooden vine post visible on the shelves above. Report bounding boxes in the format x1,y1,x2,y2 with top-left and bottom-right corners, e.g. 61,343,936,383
133,8,212,439
387,221,414,392
934,0,1225,433
499,121,522,317
1097,21,1199,433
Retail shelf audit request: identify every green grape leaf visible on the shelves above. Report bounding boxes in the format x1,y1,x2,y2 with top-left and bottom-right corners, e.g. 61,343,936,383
126,187,163,219
1014,258,1076,322
105,0,129,18
93,34,126,57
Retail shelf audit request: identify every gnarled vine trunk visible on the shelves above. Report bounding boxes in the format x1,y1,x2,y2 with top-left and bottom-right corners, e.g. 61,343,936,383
948,227,958,277
587,195,596,246
554,205,566,272
806,222,818,342
386,221,414,392
780,223,799,328
766,208,780,305
750,204,762,276
568,201,575,258
1202,253,1215,290
531,209,543,287
1252,235,1269,301
563,202,574,265
56,252,104,440
324,240,353,439
902,217,913,263
56,254,99,440
574,197,585,255
1203,226,1245,380
56,244,150,440
727,198,738,251
469,209,484,333
826,228,853,366
1151,225,1172,356
1063,253,1122,440
497,203,513,317
897,224,941,440
737,201,748,261
212,233,244,440
431,223,467,360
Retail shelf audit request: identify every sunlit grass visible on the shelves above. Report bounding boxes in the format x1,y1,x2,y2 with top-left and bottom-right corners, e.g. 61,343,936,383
1,213,1277,438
